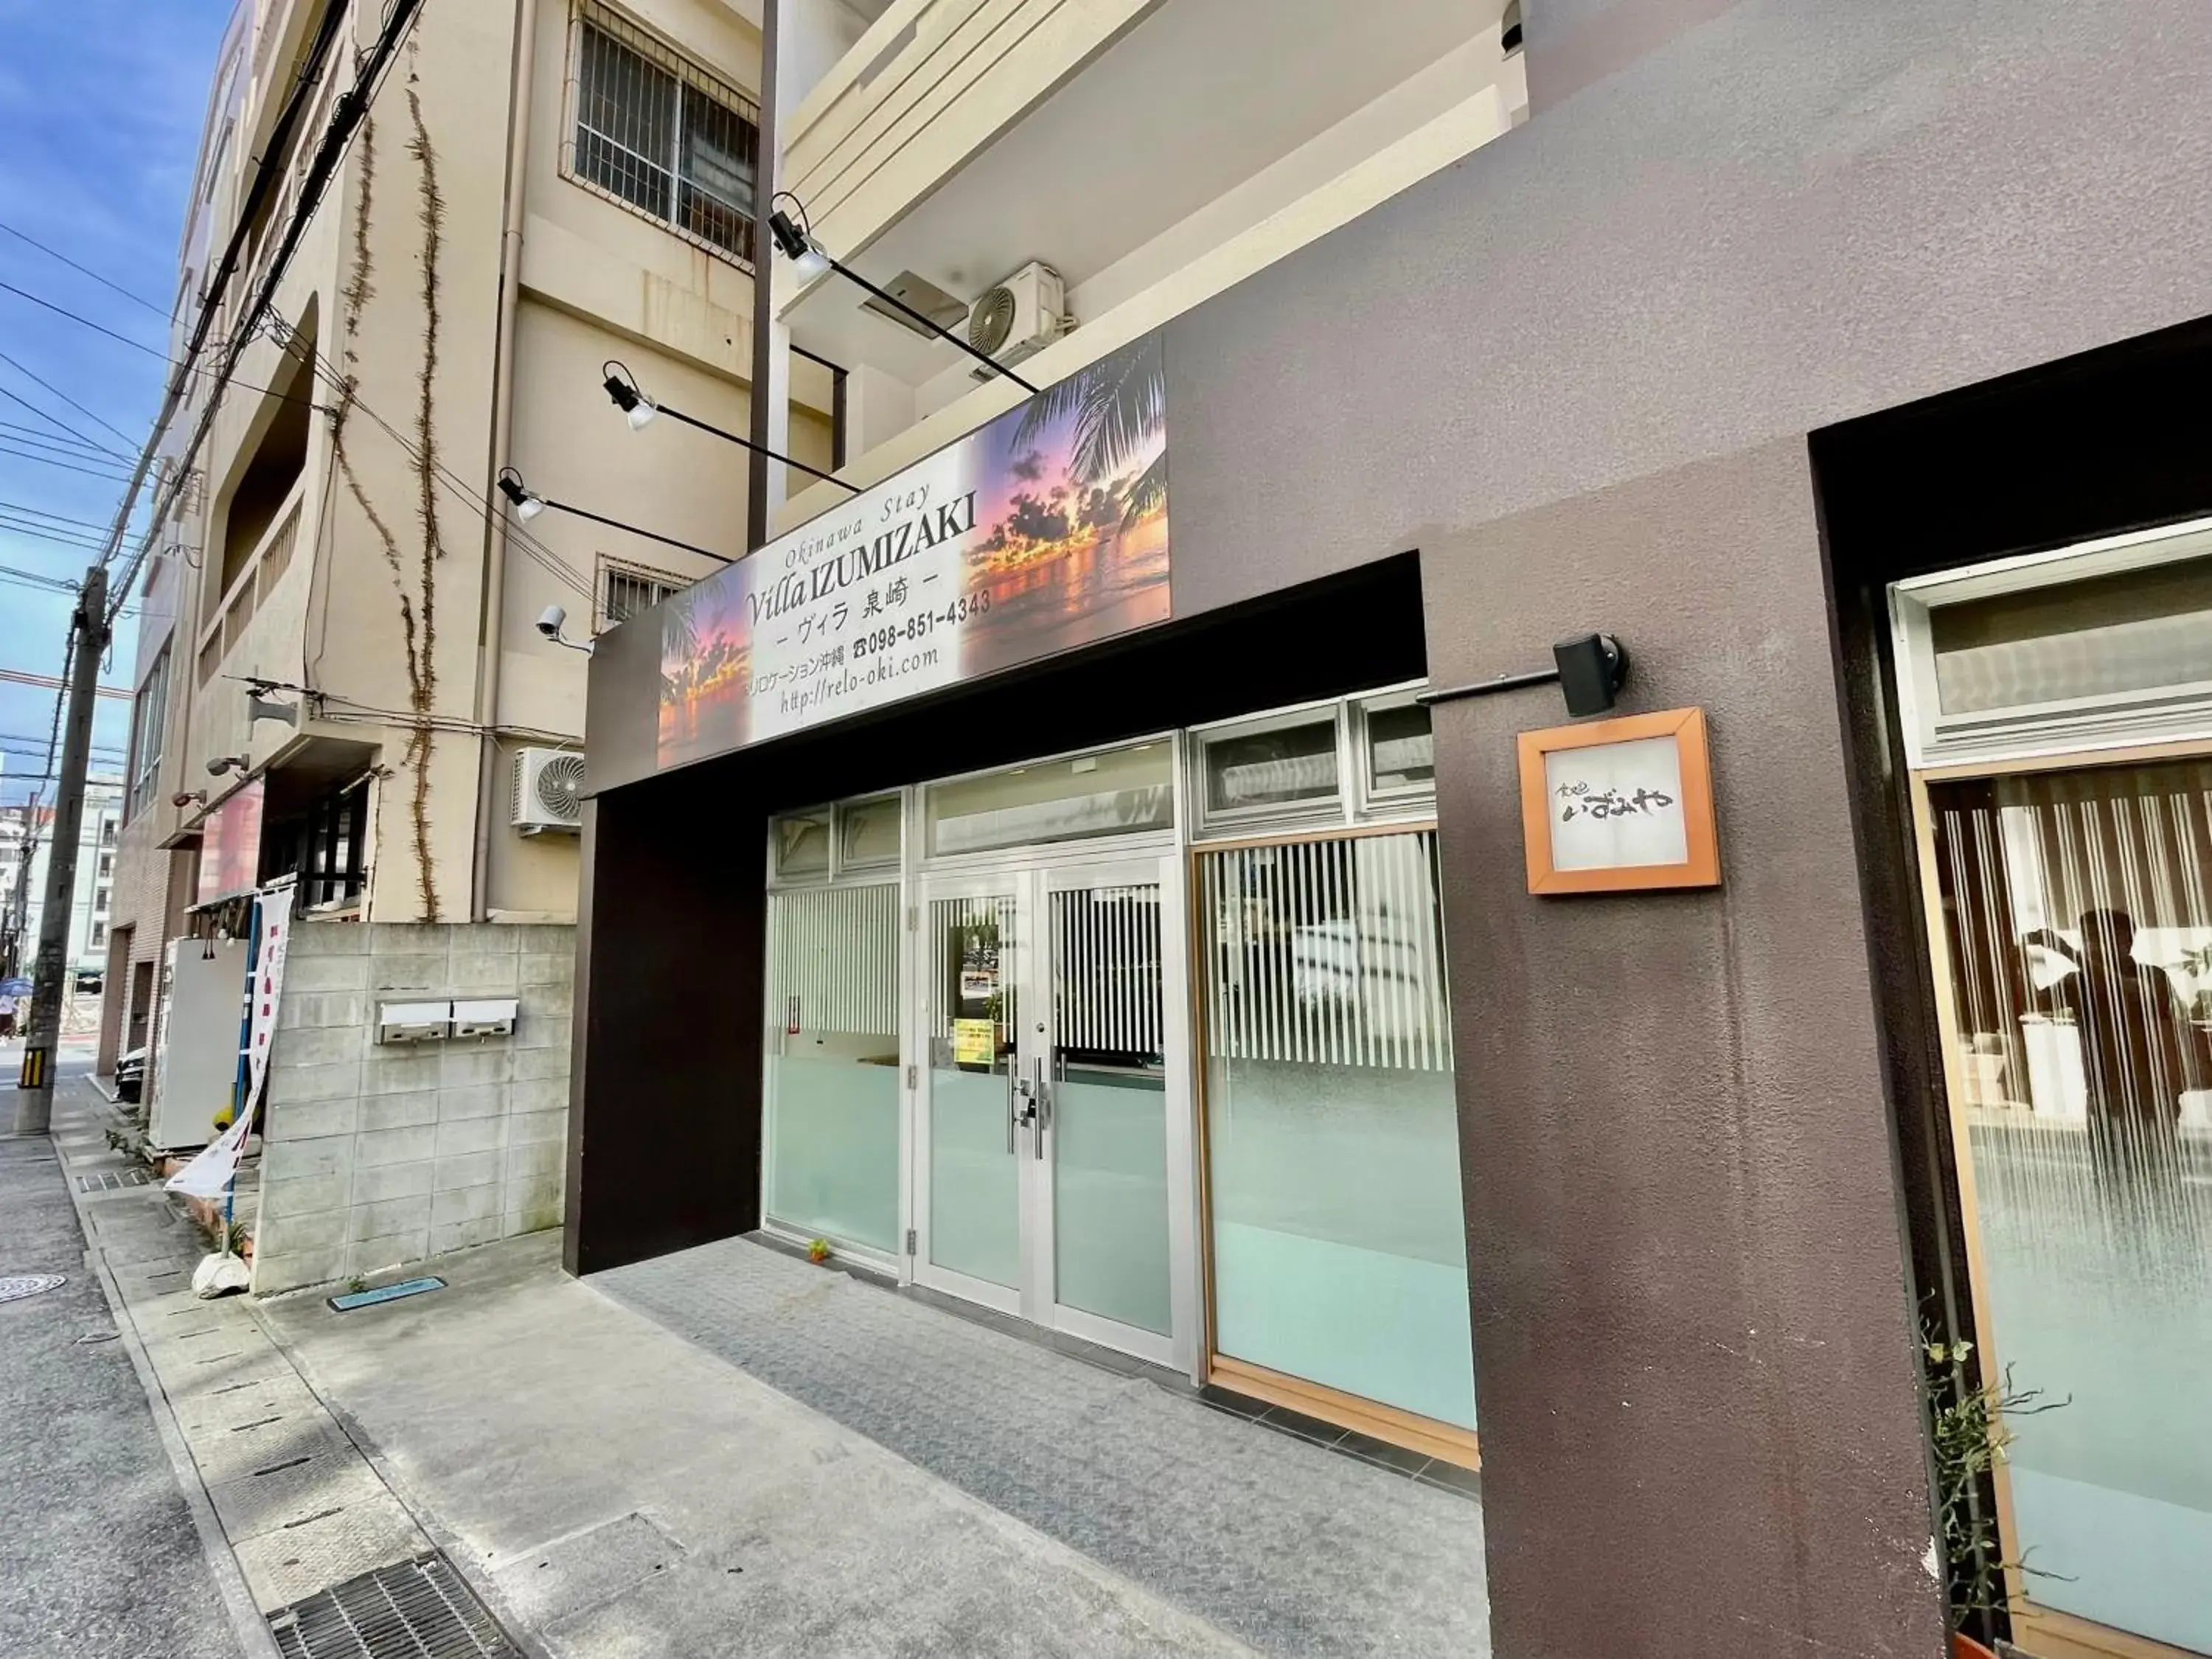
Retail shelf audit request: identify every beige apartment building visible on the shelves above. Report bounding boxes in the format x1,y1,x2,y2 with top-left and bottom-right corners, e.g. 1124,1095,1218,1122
103,0,1527,1293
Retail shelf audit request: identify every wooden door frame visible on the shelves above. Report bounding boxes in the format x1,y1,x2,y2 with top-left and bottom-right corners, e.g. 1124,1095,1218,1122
1906,743,2212,1659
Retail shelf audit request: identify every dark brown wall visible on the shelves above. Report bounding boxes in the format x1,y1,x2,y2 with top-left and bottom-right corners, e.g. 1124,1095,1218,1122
1424,441,1936,1657
563,775,766,1276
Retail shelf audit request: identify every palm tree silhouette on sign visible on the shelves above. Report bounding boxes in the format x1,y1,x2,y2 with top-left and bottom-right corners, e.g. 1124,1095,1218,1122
1012,337,1167,530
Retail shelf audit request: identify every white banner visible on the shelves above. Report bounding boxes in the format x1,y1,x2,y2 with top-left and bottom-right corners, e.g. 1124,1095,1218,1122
243,885,293,1114
164,885,294,1203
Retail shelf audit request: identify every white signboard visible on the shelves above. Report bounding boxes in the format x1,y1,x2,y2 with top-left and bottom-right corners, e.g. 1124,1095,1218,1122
1543,735,1689,872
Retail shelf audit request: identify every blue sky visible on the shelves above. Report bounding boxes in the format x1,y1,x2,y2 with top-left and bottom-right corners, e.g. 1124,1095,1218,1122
0,0,238,804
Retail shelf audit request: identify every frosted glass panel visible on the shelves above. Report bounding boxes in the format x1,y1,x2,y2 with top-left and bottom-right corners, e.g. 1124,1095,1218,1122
1050,883,1170,1335
1931,763,2212,1655
925,743,1171,856
1199,832,1474,1427
931,1069,1020,1286
764,884,899,1251
1054,1074,1170,1333
766,1057,898,1251
928,893,1020,1288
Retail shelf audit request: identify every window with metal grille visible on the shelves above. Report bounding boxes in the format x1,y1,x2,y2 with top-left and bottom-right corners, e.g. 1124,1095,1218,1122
125,646,170,823
602,563,684,628
568,7,759,265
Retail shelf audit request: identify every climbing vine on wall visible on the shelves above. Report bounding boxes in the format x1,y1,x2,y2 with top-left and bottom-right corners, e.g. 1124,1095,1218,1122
324,49,447,922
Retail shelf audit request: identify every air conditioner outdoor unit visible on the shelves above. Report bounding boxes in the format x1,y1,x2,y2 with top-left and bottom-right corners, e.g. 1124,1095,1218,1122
967,262,1066,380
512,747,585,835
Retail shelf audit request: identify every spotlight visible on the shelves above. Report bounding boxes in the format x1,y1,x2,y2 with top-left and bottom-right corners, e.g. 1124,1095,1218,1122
496,467,549,522
602,364,660,431
170,790,207,810
206,755,249,777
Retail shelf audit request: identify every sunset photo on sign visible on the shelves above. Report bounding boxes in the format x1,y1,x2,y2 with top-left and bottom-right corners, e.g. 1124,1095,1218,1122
656,333,1171,765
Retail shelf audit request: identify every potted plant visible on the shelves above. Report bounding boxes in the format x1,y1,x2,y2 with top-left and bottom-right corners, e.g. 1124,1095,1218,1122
1922,1329,2066,1658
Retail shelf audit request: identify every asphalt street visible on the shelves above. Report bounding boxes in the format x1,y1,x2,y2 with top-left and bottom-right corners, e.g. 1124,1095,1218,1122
0,1054,243,1659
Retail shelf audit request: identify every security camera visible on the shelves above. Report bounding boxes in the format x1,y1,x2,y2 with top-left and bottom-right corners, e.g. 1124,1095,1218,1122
170,790,207,810
206,754,249,777
536,605,567,639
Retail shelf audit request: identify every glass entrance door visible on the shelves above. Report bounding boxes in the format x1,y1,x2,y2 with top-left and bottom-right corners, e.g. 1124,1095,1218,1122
914,857,1189,1365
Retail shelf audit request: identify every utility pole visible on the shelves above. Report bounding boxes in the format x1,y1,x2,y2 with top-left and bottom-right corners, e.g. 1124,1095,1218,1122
13,564,108,1134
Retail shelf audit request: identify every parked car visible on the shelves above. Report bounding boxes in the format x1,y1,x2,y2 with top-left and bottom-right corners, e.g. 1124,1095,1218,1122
116,1046,146,1104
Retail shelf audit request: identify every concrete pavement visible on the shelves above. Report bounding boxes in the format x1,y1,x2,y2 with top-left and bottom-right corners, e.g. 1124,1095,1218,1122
259,1233,1257,1658
0,1054,247,1659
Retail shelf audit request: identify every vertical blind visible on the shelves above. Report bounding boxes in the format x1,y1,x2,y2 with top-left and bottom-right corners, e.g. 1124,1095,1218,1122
771,884,898,1036
1050,886,1164,1059
1199,830,1453,1072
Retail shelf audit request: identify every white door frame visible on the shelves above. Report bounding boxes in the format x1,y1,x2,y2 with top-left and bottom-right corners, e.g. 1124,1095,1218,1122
908,846,1192,1370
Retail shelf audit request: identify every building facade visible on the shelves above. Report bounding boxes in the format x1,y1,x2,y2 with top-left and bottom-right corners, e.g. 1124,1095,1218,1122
99,0,835,1290
567,2,2212,1658
3,782,122,991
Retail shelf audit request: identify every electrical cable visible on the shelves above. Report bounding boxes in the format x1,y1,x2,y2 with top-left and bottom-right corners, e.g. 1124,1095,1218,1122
0,428,139,468
285,342,599,604
0,443,142,484
0,498,127,533
0,279,173,364
0,526,114,560
104,0,421,608
0,417,132,464
0,377,131,458
0,349,142,451
0,219,171,319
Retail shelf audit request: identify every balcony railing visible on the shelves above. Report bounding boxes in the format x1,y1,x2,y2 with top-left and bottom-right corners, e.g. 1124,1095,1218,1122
197,490,302,687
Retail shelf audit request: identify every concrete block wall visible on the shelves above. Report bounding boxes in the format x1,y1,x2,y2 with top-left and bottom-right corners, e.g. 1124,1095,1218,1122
252,919,575,1294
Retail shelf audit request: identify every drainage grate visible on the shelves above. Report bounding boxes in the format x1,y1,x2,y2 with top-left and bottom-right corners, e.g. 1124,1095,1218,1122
268,1554,521,1659
0,1274,66,1304
78,1167,154,1192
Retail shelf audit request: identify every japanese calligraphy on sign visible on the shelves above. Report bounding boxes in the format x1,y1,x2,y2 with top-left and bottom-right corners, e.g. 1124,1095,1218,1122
1517,708,1721,894
655,334,1172,766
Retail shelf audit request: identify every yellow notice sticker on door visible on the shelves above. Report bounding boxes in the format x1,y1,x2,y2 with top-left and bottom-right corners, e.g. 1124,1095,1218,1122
952,1018,997,1066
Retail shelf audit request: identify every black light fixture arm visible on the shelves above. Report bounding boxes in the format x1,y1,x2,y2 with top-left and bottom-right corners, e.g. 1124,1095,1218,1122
498,466,733,566
1418,667,1565,703
1418,633,1630,718
765,206,1042,395
601,361,860,494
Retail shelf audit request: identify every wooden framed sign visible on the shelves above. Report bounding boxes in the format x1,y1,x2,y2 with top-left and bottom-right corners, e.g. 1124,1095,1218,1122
1517,707,1719,894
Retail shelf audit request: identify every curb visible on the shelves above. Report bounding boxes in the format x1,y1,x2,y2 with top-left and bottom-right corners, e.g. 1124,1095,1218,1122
51,1113,287,1659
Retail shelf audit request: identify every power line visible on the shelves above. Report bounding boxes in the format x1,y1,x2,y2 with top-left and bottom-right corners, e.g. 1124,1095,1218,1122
0,443,140,484
0,279,171,364
0,667,130,700
0,524,114,559
103,0,415,604
0,498,123,533
0,421,131,461
0,378,128,458
0,219,170,319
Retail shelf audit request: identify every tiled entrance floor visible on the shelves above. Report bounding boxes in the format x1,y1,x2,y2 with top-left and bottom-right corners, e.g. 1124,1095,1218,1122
597,1234,1489,1658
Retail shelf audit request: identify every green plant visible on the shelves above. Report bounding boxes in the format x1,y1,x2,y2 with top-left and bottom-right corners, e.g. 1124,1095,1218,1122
347,1273,369,1295
226,1220,251,1256
807,1237,832,1265
1922,1329,2068,1635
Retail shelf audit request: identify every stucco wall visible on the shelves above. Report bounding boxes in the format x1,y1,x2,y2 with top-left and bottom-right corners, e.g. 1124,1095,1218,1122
571,0,2212,1649
253,919,573,1293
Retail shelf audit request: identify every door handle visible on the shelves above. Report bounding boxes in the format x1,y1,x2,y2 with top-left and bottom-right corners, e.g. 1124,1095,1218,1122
1005,1048,1018,1155
1032,1055,1051,1159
